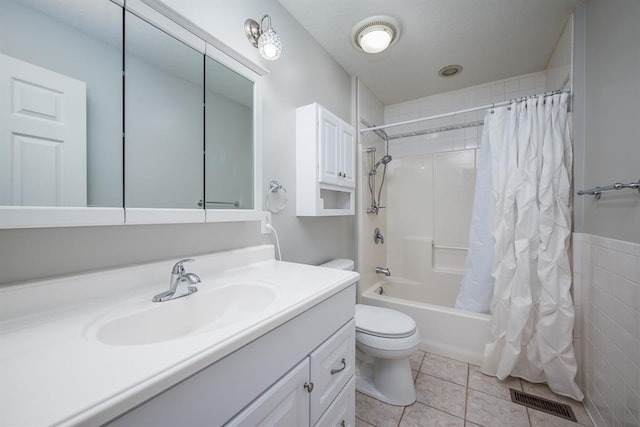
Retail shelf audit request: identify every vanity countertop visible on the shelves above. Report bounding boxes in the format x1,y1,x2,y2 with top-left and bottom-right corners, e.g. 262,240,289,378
0,245,359,426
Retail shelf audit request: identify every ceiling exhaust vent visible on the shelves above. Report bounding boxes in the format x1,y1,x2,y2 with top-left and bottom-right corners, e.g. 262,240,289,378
438,64,463,77
510,389,577,422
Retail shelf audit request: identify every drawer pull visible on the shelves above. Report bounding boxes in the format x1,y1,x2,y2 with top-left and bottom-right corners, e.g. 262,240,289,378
304,382,314,393
330,358,346,375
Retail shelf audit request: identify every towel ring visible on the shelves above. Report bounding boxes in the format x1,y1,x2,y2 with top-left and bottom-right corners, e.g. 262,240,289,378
266,180,287,213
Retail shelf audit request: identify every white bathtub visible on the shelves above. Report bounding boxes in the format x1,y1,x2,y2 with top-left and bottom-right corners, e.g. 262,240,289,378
360,278,490,365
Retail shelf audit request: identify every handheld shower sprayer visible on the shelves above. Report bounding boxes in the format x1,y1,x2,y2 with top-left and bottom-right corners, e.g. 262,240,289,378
369,154,392,175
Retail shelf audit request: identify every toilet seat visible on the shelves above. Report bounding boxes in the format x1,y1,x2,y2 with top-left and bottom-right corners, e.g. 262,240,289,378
355,304,416,338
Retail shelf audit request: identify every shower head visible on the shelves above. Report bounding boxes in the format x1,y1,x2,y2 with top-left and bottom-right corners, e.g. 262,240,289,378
369,154,392,175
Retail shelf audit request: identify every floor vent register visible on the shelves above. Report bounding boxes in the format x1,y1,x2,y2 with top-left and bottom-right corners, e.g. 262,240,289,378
510,389,577,422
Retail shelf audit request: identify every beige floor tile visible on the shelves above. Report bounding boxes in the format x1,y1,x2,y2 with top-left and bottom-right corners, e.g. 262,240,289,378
411,350,426,371
464,423,482,427
520,381,592,426
528,407,592,427
466,389,530,427
355,392,404,427
415,373,467,418
420,352,468,386
399,402,464,427
356,417,376,427
468,364,522,401
413,369,419,382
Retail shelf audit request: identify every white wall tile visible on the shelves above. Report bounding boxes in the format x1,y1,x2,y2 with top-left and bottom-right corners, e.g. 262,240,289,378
578,233,640,427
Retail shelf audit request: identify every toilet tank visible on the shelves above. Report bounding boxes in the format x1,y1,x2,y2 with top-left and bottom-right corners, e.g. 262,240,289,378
319,259,354,271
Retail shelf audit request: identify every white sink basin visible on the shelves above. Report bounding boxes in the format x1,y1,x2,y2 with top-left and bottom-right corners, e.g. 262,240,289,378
92,282,278,346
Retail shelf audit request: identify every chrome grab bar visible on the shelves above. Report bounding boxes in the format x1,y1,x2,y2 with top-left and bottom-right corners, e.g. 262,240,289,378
577,179,640,200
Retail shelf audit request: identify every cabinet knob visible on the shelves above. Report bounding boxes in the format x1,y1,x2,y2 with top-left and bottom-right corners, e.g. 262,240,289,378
340,421,346,427
303,382,314,393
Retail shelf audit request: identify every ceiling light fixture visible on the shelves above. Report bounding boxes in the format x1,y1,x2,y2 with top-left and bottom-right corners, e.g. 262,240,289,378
352,16,401,54
244,14,282,61
438,65,463,77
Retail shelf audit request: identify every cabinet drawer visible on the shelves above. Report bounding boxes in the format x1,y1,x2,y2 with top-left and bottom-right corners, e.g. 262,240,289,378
310,319,355,424
225,359,310,427
314,376,355,427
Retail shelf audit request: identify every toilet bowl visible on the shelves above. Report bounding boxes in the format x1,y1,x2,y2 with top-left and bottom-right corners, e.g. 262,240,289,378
319,259,419,406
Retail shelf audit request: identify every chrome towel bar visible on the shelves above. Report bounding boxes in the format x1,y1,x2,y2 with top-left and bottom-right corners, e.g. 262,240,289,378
577,180,640,199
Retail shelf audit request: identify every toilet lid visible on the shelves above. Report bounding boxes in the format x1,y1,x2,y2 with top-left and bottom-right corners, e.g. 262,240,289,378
355,304,417,338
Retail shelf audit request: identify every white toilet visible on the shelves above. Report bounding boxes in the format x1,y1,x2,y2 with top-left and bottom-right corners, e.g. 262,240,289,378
319,259,420,406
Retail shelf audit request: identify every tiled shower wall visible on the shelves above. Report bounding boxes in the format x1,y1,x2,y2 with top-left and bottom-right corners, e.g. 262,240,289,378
384,71,547,159
573,233,640,427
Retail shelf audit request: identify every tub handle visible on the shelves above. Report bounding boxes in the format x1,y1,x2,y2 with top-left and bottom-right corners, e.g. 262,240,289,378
330,358,346,375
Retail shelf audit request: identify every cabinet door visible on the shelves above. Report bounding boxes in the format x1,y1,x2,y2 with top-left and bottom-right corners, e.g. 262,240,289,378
225,358,310,427
310,320,356,424
318,108,341,186
339,124,355,189
314,377,355,427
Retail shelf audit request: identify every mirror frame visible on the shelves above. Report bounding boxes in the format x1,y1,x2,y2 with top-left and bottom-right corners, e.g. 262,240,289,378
0,0,267,228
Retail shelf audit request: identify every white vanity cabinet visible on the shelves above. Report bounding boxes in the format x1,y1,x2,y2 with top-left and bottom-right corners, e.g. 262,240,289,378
226,320,355,426
296,103,355,216
106,285,356,427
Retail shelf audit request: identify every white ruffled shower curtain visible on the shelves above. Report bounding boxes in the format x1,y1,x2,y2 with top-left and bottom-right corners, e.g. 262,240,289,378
458,92,583,400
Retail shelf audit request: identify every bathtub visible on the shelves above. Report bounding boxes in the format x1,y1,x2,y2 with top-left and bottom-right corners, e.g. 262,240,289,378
360,278,490,365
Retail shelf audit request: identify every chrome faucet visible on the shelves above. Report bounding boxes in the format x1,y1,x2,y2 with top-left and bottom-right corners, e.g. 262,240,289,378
152,258,201,302
375,266,391,276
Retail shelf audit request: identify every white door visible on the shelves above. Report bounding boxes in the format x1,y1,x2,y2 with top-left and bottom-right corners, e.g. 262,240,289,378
318,107,341,186
0,53,87,206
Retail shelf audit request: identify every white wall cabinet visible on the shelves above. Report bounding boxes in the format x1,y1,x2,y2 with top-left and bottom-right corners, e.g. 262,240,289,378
297,103,355,216
106,285,356,427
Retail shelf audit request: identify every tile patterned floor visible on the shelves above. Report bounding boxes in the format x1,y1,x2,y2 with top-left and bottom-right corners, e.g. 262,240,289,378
355,351,593,427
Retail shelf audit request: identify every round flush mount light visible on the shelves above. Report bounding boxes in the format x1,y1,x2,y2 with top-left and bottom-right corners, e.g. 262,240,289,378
352,16,401,54
438,65,463,77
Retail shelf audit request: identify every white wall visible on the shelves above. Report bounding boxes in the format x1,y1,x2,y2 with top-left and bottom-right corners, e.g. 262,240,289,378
357,80,386,292
572,1,640,425
0,0,354,285
574,234,640,427
573,0,640,244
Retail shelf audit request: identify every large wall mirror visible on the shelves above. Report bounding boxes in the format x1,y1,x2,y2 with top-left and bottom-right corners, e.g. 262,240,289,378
205,56,255,210
0,0,123,209
125,10,204,210
0,0,263,227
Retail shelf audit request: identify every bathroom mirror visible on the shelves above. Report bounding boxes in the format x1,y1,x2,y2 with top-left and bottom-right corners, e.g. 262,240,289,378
0,0,123,208
205,56,255,210
124,10,204,210
0,0,264,227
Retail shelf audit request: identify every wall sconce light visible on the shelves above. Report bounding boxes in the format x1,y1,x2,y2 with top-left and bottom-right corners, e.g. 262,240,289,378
244,14,283,61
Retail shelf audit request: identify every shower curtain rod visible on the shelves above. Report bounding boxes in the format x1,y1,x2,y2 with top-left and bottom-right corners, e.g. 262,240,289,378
360,89,571,134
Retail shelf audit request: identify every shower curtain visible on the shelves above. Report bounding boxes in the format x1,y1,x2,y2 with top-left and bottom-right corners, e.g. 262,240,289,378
460,92,583,400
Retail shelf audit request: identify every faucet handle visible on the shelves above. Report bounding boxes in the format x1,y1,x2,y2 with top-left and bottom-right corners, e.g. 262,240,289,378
171,258,194,274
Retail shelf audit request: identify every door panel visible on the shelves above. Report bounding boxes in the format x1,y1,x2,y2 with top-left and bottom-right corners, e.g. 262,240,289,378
0,53,87,206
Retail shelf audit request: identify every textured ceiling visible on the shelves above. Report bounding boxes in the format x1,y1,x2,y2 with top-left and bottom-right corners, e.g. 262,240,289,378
277,0,581,105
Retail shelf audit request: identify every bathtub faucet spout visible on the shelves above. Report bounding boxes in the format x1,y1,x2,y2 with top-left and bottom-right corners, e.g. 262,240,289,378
375,266,391,277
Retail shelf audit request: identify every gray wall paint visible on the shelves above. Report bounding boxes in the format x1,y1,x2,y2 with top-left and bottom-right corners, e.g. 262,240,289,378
574,0,640,243
0,0,354,285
